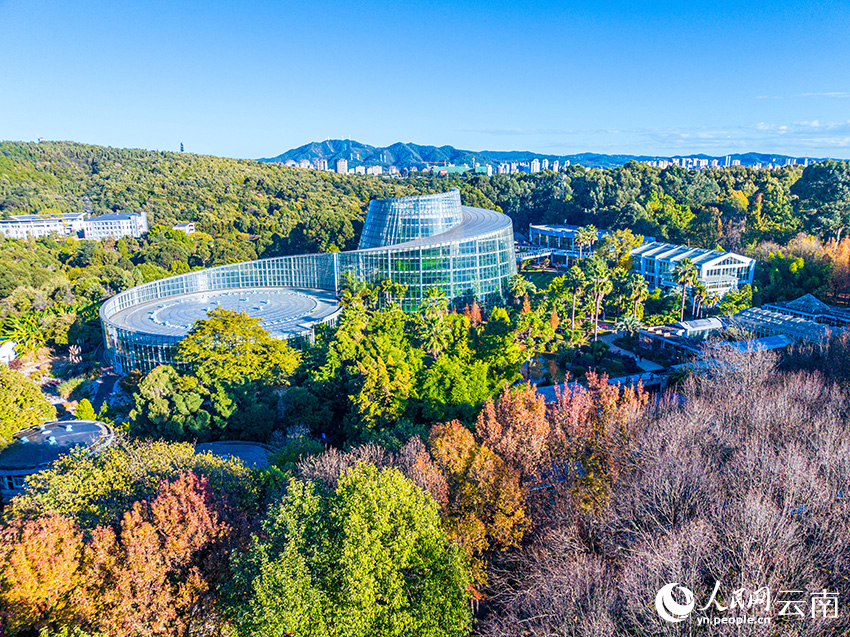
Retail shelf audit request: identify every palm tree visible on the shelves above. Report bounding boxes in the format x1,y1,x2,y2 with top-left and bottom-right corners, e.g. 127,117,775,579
418,287,451,358
379,279,408,307
0,312,47,355
583,256,612,341
626,273,649,318
339,271,371,307
611,267,629,319
704,291,721,315
566,265,586,331
672,258,699,321
508,274,530,306
615,314,643,344
574,225,598,260
570,330,590,348
691,281,708,318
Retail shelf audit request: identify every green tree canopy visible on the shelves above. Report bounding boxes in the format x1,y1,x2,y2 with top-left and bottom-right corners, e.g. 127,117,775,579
176,307,301,385
0,366,55,449
229,463,472,637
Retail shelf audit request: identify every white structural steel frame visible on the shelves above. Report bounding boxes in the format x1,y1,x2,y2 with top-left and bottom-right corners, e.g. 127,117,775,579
100,190,517,374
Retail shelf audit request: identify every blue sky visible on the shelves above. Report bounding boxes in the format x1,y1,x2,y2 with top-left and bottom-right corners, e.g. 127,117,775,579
1,0,849,159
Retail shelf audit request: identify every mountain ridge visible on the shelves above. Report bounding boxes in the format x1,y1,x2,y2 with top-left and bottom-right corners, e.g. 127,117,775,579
259,140,819,169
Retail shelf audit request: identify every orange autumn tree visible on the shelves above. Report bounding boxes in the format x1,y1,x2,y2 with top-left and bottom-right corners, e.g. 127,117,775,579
475,376,649,510
428,420,529,589
0,515,86,633
462,300,483,326
475,382,550,480
821,237,850,302
0,472,245,637
550,372,649,509
549,308,560,332
85,472,238,636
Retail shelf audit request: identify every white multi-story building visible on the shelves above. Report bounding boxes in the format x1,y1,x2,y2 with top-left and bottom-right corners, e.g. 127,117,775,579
299,159,311,169
83,211,149,241
630,242,755,297
1,210,150,241
530,158,541,173
0,212,87,239
172,222,196,235
528,224,655,266
366,166,383,176
335,158,348,174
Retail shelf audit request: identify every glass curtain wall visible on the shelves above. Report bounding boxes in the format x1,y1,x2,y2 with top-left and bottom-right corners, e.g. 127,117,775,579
102,194,516,373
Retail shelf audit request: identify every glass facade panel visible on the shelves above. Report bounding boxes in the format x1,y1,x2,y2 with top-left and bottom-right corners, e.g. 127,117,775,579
102,192,516,373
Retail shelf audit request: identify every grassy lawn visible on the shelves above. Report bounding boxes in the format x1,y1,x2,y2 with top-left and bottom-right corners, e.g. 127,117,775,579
525,269,560,290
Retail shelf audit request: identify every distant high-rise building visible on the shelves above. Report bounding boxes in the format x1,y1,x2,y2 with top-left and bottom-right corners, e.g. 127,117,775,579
355,165,366,175
541,158,549,171
299,159,311,169
803,158,810,167
731,159,741,166
316,158,328,171
710,159,719,168
724,155,731,167
366,166,383,176
336,158,348,174
530,158,541,173
552,160,560,172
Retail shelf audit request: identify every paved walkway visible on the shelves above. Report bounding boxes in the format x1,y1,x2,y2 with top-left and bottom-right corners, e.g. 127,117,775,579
534,369,669,402
599,331,665,372
92,373,119,412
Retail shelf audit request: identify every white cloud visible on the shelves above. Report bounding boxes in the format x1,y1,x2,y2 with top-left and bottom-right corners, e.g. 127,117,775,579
800,92,850,98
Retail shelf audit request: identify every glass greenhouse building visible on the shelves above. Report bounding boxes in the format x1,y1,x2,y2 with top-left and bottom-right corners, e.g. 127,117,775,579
100,189,516,373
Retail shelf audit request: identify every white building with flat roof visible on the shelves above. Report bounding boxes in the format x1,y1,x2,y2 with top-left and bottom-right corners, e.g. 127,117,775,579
0,212,87,239
1,210,150,242
83,211,148,241
630,242,755,297
172,222,196,235
527,224,655,265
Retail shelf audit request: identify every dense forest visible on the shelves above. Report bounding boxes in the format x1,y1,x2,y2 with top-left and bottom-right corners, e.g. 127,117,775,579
1,141,849,636
3,141,850,251
0,140,847,364
3,315,848,636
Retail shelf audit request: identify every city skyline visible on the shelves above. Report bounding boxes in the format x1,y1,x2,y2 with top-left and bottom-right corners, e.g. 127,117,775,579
1,0,849,159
